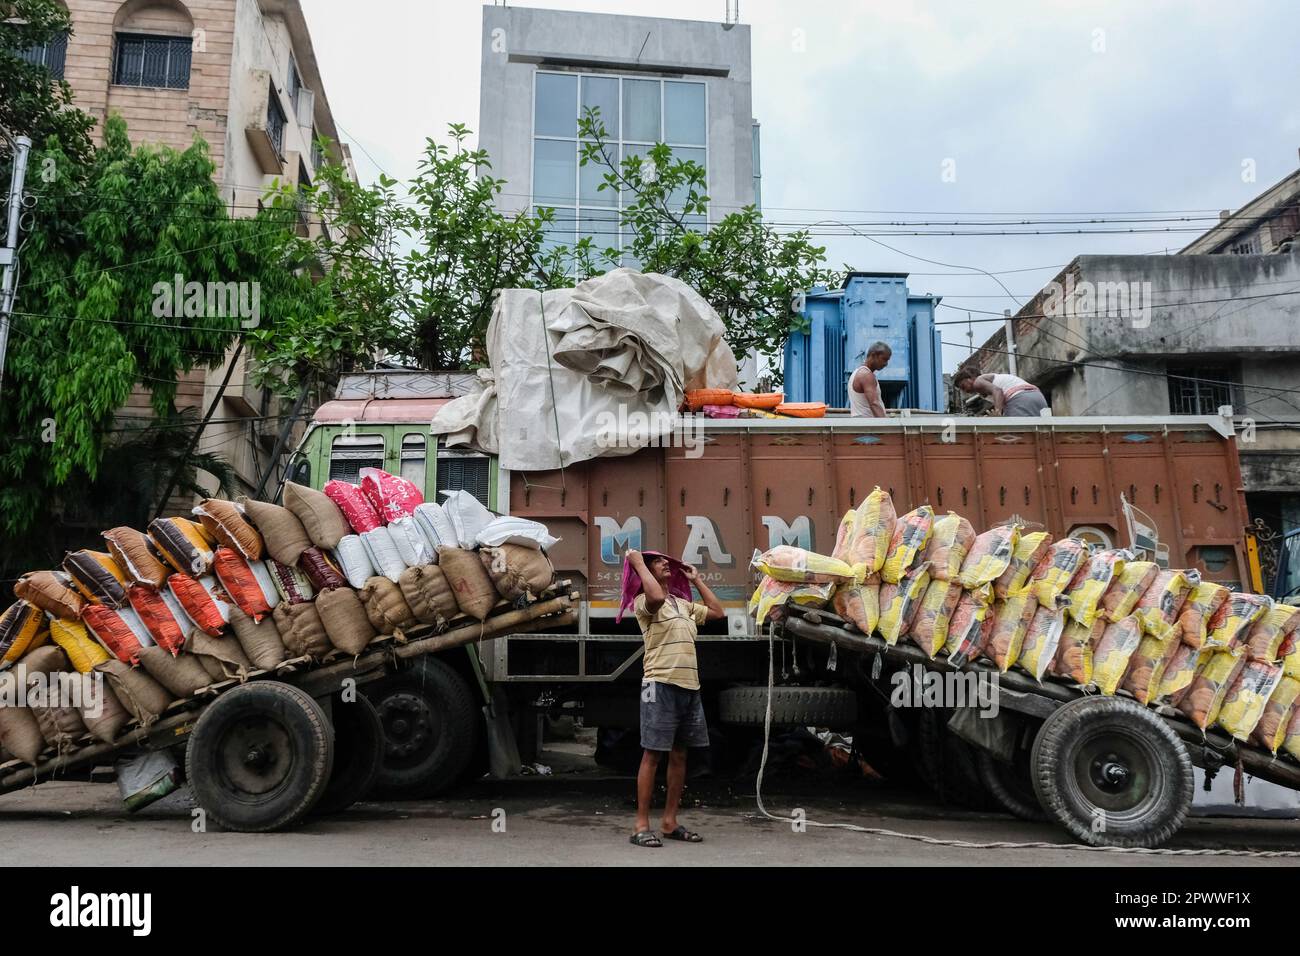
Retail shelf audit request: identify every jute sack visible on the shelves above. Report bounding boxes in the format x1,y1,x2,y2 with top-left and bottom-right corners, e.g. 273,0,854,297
359,576,419,633
79,680,130,744
399,565,458,626
438,547,497,620
188,630,253,681
228,605,287,670
239,497,312,566
480,544,554,601
283,481,350,550
0,670,46,763
316,587,377,655
139,646,213,698
95,660,174,726
273,601,331,660
23,646,87,752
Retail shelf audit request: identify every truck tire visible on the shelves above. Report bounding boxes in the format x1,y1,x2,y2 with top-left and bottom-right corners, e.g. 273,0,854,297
1030,695,1193,848
186,681,334,833
312,693,384,816
912,708,998,811
977,749,1047,822
369,657,478,798
718,685,858,728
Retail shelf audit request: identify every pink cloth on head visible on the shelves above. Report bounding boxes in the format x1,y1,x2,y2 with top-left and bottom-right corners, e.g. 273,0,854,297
616,550,693,623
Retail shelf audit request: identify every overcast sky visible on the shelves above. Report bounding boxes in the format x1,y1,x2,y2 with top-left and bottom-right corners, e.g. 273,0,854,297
301,0,1300,371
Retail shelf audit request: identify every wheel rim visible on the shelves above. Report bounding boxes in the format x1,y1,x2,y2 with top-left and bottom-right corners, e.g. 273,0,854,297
1067,727,1161,821
377,691,442,765
216,715,296,799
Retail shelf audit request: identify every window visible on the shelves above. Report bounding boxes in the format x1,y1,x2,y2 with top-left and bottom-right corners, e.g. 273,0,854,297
20,31,68,79
287,56,302,115
113,33,191,89
311,127,326,170
1229,234,1262,255
436,445,490,509
329,434,384,484
1168,364,1238,415
532,71,708,262
400,434,427,491
266,82,287,157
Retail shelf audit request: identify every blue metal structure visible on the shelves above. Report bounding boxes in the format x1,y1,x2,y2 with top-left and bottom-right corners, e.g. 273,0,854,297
784,272,944,411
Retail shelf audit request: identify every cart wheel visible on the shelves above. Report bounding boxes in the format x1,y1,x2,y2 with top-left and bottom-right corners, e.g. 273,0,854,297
312,692,384,816
369,657,477,797
186,681,334,833
1030,695,1192,848
977,748,1047,822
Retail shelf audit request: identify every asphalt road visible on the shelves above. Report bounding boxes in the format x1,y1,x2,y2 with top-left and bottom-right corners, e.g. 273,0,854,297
2,771,1298,866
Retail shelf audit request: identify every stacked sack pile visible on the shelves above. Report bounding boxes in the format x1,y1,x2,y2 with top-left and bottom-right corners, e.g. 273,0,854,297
750,486,1300,760
0,467,558,768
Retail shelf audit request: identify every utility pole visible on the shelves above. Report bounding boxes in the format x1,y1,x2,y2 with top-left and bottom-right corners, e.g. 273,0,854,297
0,130,33,400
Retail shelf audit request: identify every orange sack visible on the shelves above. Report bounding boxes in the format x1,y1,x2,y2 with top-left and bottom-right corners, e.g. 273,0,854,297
212,548,273,622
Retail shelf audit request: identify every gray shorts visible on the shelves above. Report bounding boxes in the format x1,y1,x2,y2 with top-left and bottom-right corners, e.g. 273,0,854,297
639,680,709,751
1003,388,1048,417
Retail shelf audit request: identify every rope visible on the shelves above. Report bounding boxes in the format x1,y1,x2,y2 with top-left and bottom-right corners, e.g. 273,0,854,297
751,627,1300,857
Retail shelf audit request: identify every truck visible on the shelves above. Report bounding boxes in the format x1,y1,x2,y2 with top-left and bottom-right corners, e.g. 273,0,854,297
285,369,1269,840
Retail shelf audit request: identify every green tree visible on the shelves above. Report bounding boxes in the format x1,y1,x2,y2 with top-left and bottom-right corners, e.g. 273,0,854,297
1,114,311,564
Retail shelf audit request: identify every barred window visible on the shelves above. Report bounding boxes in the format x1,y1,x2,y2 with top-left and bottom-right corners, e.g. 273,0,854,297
1167,364,1238,415
20,31,68,79
113,33,191,89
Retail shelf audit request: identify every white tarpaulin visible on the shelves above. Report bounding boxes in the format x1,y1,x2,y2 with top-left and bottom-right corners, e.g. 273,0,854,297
431,269,738,471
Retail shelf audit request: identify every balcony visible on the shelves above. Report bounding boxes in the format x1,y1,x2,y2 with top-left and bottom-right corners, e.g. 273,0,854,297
244,72,287,175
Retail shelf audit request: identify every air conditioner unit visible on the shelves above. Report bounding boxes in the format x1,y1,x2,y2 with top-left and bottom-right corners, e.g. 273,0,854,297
296,88,315,128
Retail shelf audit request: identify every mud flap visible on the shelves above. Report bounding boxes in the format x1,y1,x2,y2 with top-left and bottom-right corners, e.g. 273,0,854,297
947,705,1018,762
485,685,522,779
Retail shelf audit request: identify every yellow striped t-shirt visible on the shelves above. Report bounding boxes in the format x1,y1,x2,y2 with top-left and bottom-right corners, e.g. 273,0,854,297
633,593,708,691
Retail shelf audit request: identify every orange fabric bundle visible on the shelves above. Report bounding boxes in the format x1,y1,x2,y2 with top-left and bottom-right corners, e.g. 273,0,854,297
774,402,826,418
166,574,230,637
732,392,784,410
127,584,190,657
685,388,734,411
212,548,273,622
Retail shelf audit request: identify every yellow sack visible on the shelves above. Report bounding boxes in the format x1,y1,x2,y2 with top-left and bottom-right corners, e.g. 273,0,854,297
49,617,111,673
1217,661,1282,741
1253,676,1300,754
1178,648,1247,730
1134,569,1198,639
1206,592,1272,649
1121,632,1179,705
908,579,962,658
920,513,975,583
946,587,994,668
789,581,835,608
1092,615,1143,695
1053,617,1101,685
0,601,48,664
880,506,935,585
1243,603,1300,663
879,565,931,645
753,546,859,585
994,530,1053,600
1019,605,1066,681
842,486,896,576
1159,643,1210,706
830,510,860,565
832,582,880,635
958,524,1020,589
1101,560,1159,623
987,591,1037,672
1029,538,1089,608
1066,548,1129,628
749,576,798,626
1177,581,1230,649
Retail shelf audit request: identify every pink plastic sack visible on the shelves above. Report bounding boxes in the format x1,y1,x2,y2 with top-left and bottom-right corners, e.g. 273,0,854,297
359,468,424,523
324,480,383,534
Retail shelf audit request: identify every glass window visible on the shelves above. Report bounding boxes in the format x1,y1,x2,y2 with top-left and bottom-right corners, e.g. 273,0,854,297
579,208,620,249
329,434,385,484
668,146,707,208
400,434,427,490
113,34,190,89
580,75,619,139
20,32,68,79
622,79,660,141
535,72,577,138
580,147,617,205
533,139,576,206
536,206,576,254
664,81,706,145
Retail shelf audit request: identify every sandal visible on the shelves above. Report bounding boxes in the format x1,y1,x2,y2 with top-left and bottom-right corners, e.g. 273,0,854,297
663,825,703,843
629,830,662,848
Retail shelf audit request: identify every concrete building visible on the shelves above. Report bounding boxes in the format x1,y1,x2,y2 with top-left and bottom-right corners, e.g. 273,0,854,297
970,248,1300,554
26,0,353,501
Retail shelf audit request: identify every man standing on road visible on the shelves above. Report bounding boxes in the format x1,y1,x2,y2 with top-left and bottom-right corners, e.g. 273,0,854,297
620,549,725,848
952,367,1049,417
848,342,891,417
